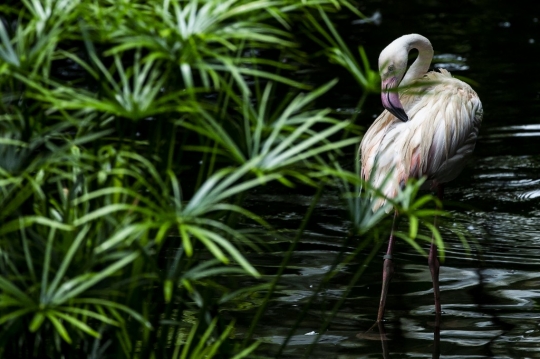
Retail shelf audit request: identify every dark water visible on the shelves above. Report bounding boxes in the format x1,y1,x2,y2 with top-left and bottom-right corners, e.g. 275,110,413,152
235,1,540,358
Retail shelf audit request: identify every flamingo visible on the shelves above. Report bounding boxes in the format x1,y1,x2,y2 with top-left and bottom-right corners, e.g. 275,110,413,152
360,34,483,321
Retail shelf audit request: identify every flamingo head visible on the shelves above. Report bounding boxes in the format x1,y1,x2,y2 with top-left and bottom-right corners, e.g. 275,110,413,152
379,44,409,122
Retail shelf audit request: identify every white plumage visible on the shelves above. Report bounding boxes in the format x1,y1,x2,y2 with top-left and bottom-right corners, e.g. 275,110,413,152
360,34,483,211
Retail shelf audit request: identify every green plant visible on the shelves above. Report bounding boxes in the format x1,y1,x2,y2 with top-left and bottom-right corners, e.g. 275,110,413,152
0,1,450,358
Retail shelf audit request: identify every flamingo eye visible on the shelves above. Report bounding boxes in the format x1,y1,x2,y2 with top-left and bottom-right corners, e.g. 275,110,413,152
388,65,395,72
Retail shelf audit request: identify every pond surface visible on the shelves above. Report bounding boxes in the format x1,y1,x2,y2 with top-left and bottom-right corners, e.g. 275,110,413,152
235,1,540,358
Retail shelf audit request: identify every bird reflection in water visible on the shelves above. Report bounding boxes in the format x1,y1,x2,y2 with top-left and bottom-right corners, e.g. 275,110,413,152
358,314,441,359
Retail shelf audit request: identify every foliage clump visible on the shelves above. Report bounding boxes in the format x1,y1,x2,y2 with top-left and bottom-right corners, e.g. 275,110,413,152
0,1,444,358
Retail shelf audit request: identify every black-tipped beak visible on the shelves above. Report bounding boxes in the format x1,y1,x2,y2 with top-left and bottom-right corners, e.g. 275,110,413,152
381,78,409,122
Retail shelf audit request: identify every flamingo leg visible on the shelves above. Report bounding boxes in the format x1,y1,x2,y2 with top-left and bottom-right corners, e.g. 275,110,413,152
377,211,398,322
428,185,444,314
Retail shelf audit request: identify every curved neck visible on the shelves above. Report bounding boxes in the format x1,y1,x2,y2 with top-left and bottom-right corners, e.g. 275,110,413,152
400,37,434,87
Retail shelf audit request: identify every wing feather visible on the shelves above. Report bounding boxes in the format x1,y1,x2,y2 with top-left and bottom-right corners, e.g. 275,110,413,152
360,69,483,211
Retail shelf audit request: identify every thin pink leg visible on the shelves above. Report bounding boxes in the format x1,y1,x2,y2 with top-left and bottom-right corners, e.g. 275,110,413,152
377,211,398,322
428,185,444,315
